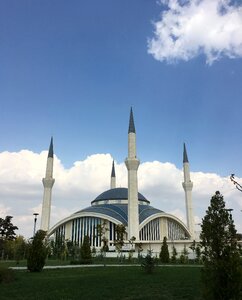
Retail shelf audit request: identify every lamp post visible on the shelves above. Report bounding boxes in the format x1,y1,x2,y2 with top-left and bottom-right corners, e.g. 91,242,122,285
33,213,39,236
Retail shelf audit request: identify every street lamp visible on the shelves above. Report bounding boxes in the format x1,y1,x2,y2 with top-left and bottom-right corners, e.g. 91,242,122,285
33,213,39,236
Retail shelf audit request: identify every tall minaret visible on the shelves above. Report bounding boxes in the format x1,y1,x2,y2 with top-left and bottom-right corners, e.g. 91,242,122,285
40,137,55,232
125,108,140,240
182,143,194,239
110,160,116,189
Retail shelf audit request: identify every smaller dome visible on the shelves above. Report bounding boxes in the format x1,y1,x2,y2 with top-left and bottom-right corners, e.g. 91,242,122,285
91,187,150,205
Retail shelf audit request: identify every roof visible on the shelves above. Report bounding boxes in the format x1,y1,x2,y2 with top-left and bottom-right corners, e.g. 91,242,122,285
74,203,164,225
91,187,150,205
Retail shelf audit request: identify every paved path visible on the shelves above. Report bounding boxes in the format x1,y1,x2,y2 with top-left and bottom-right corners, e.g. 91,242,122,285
10,264,202,270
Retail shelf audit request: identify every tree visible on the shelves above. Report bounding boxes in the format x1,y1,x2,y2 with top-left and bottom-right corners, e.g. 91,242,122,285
179,245,189,264
141,249,155,274
0,216,18,259
80,235,92,263
50,233,65,259
0,216,18,240
159,236,169,263
27,230,47,272
171,245,177,263
96,220,109,253
114,224,126,253
13,236,27,263
200,191,241,300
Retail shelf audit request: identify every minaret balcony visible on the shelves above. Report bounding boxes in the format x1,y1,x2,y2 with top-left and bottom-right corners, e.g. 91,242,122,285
125,158,140,170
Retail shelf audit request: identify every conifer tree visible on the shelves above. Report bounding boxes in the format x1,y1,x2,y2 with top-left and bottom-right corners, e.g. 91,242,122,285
171,245,177,263
200,191,241,300
159,236,169,263
80,235,92,263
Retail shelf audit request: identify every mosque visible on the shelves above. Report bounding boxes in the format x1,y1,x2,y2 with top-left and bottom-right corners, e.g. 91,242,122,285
40,109,195,253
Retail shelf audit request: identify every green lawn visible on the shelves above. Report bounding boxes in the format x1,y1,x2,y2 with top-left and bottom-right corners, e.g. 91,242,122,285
0,266,202,300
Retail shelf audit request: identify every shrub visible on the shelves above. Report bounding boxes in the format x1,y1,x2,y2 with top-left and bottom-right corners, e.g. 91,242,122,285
171,245,177,263
141,250,155,274
27,230,47,272
179,246,189,264
80,236,92,264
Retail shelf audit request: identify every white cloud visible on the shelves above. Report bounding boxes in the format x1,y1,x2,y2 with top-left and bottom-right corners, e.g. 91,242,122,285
0,149,241,239
148,0,242,64
0,203,11,216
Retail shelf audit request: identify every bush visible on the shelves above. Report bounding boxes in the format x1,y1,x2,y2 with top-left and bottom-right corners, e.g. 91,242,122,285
171,245,177,263
80,236,92,260
141,250,155,274
27,230,47,272
0,267,15,284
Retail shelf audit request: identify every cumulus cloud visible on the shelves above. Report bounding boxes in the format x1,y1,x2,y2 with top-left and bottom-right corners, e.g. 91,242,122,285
148,0,242,64
0,150,241,238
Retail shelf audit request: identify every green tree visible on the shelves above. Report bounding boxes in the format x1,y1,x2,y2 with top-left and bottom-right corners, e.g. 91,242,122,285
50,233,65,259
0,216,18,240
159,236,169,263
179,246,189,264
27,230,47,272
13,236,27,263
0,216,18,259
114,224,126,253
171,245,177,263
80,235,92,263
195,245,202,263
141,249,155,274
96,220,109,253
200,191,241,300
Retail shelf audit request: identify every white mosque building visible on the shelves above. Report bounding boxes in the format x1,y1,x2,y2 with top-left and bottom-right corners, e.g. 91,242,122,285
40,109,195,253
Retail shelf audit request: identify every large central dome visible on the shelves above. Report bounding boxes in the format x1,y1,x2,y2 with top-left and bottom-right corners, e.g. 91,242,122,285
91,187,150,205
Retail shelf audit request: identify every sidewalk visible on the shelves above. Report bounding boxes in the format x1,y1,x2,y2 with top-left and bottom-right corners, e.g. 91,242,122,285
10,264,202,270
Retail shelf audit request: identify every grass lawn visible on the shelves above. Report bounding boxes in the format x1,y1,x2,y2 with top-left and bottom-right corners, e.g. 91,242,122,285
0,266,202,300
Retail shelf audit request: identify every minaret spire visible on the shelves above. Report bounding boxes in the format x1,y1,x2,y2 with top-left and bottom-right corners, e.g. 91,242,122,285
110,160,116,189
183,143,188,163
48,136,54,158
128,107,136,133
125,108,140,242
40,137,55,232
182,143,194,239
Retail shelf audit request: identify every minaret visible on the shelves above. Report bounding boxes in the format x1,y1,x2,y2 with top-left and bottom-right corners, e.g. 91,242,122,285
125,108,140,240
182,143,194,239
40,137,55,232
110,160,116,189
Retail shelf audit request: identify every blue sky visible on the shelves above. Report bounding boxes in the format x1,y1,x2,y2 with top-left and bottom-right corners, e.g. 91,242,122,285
1,0,242,176
1,0,242,237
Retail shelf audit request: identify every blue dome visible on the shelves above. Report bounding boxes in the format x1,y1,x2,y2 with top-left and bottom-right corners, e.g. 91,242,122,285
91,187,150,205
74,203,163,225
